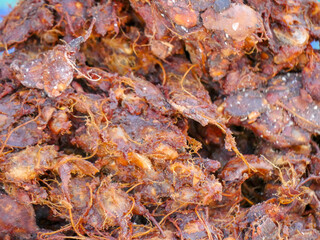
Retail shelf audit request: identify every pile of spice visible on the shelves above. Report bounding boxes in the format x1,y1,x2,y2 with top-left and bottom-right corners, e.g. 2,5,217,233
0,0,320,239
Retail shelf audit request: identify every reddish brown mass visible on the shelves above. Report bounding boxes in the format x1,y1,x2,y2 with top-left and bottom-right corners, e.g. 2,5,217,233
0,0,320,239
